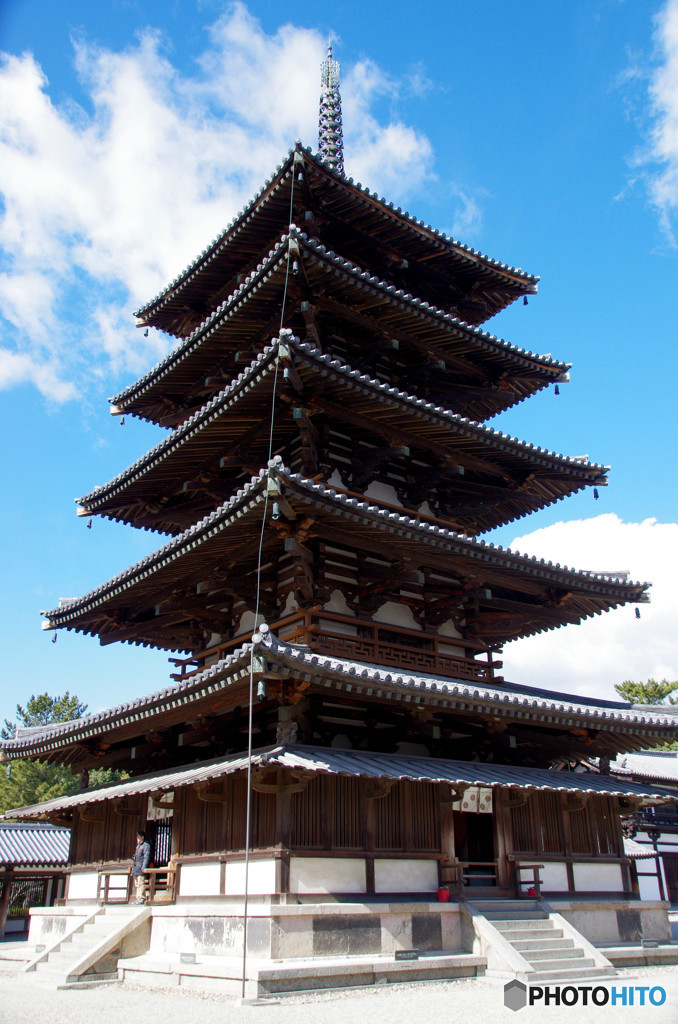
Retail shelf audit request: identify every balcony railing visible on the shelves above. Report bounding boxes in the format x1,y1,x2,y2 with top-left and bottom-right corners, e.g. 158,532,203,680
170,607,501,684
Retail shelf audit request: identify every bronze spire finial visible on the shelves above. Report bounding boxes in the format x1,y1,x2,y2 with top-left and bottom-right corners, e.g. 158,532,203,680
318,39,344,174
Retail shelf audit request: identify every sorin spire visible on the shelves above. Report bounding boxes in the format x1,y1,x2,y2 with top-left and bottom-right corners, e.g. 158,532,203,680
318,40,344,175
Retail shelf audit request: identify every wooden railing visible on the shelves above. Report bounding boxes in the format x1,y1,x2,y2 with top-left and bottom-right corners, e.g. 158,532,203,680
97,864,177,905
439,859,499,897
170,608,501,683
509,857,543,898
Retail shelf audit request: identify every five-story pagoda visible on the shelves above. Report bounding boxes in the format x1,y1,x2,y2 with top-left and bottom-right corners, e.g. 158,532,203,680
3,46,677,977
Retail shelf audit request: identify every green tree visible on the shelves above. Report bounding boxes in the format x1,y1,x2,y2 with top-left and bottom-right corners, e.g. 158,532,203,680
614,679,678,705
0,692,88,815
614,679,678,751
2,691,88,739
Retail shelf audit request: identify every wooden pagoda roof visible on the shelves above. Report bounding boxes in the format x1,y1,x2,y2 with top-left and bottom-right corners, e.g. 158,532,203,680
5,745,677,821
113,231,566,428
83,335,606,536
2,631,676,770
136,145,539,338
45,462,647,652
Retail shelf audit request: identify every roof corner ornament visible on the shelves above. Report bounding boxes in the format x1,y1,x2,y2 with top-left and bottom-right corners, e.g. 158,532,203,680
318,40,344,175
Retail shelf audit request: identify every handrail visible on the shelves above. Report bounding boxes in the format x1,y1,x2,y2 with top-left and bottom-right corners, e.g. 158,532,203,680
169,607,499,682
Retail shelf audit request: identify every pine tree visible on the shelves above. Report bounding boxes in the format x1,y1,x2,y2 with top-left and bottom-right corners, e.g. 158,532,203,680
0,692,87,814
614,679,678,705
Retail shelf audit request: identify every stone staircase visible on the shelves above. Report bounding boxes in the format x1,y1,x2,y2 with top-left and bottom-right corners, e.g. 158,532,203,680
24,905,150,988
469,900,616,984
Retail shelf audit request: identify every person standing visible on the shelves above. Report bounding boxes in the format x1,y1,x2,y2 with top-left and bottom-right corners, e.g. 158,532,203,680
131,830,151,905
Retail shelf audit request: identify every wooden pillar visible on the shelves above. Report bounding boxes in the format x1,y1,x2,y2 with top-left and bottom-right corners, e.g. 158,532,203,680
439,787,456,890
494,790,510,890
363,779,376,895
0,867,15,940
275,770,292,896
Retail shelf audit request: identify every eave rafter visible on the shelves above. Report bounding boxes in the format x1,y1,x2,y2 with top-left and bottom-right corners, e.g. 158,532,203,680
49,465,648,653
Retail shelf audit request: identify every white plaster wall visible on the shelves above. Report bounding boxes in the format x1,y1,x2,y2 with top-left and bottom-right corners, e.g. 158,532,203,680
179,862,222,897
235,610,265,637
538,862,569,892
637,869,662,901
323,589,355,617
67,872,99,900
437,618,463,639
319,617,357,637
289,857,366,894
572,862,622,893
224,859,277,895
364,482,403,507
438,642,466,657
372,601,421,630
374,858,438,893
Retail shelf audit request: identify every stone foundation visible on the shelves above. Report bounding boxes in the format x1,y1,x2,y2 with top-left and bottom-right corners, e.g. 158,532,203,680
146,901,463,959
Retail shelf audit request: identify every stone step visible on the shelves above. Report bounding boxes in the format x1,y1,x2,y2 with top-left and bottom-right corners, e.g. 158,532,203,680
522,948,586,963
528,956,595,973
35,961,70,975
529,967,616,983
57,974,119,990
66,932,112,949
493,919,554,932
42,952,82,968
484,911,549,922
474,901,542,912
511,936,568,951
497,929,561,942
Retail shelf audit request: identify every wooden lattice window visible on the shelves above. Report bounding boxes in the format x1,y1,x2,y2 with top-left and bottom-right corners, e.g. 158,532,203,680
590,795,622,856
536,792,564,854
510,799,535,853
373,782,403,851
410,781,439,851
511,793,564,855
292,775,324,848
333,775,362,849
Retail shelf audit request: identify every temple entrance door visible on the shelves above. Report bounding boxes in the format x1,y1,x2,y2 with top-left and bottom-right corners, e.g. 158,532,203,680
453,810,498,890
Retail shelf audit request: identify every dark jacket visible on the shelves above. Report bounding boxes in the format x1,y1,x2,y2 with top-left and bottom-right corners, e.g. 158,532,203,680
132,839,151,876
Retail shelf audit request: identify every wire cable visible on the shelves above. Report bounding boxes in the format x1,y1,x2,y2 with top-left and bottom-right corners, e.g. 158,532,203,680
240,159,296,998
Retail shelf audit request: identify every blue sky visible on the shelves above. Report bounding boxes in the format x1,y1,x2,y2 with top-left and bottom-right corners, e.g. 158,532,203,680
1,0,677,722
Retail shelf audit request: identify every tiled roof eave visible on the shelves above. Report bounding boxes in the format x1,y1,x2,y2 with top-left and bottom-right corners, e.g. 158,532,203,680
82,335,605,516
135,144,538,325
113,230,563,415
5,744,677,822
44,462,648,635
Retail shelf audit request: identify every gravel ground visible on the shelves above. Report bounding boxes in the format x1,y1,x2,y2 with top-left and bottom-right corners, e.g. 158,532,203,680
1,966,677,1024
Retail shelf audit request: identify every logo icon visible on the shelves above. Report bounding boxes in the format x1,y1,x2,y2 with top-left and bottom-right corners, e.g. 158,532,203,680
504,980,527,1012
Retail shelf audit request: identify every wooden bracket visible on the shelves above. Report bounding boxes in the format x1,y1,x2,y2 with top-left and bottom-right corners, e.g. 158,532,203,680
114,804,142,817
195,782,228,803
617,796,643,815
563,793,592,813
79,809,105,824
504,788,531,808
251,768,310,795
150,792,179,811
366,779,396,801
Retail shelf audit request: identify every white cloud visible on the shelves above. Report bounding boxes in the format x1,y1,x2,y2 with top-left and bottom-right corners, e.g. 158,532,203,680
0,3,436,403
448,182,486,239
501,514,678,703
639,0,678,242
